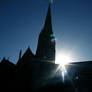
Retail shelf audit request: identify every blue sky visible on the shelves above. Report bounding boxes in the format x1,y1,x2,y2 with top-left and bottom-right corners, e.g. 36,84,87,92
0,0,92,64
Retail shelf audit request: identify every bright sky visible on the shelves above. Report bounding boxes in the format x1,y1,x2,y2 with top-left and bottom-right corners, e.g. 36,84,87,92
0,0,92,64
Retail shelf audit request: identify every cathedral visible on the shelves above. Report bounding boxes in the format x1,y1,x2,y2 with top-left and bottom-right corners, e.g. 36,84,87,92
17,4,56,66
0,4,92,92
16,4,61,90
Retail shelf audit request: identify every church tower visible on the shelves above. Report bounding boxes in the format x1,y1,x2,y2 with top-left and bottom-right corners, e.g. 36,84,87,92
36,4,56,63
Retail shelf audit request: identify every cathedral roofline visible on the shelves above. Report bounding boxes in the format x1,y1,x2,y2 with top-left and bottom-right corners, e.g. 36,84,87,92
17,47,34,66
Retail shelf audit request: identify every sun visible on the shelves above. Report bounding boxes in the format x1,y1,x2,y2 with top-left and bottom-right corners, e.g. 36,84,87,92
55,53,73,66
55,53,73,81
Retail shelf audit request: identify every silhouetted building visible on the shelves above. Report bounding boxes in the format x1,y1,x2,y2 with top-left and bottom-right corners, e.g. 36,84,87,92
18,50,22,61
17,47,34,67
0,58,16,72
1,4,92,92
15,5,59,90
36,5,56,63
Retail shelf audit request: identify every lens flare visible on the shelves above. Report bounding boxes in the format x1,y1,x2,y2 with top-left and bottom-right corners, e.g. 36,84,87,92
55,53,73,81
55,53,72,66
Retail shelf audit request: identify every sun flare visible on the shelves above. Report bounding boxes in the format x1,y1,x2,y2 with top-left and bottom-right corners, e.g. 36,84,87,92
55,53,73,81
55,53,73,66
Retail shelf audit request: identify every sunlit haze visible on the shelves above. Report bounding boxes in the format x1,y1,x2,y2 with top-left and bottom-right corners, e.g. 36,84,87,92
55,52,73,66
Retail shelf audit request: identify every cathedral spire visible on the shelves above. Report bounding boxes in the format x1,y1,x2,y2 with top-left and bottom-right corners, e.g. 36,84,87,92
44,4,52,31
36,4,56,63
19,50,22,60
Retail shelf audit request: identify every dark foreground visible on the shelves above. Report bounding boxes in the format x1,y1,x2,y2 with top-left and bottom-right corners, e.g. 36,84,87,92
0,58,92,92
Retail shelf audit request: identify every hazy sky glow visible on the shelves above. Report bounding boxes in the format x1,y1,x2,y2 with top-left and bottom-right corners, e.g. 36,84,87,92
0,0,92,64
